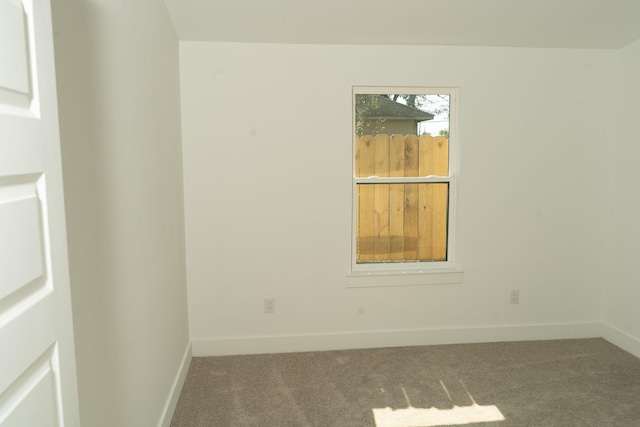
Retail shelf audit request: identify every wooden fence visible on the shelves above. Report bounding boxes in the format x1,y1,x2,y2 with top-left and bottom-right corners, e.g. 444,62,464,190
355,134,449,263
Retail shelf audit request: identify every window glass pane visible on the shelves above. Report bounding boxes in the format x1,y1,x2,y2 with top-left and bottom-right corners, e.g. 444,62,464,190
355,94,450,178
356,183,449,263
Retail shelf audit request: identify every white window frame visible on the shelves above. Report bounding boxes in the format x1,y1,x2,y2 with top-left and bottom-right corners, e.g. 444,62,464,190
347,86,463,287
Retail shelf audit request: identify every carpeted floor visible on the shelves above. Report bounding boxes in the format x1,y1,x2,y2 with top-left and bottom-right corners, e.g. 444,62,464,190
170,338,640,426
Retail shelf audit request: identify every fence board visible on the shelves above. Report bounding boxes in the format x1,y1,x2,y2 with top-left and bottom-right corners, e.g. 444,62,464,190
355,134,448,263
433,135,449,260
403,135,419,261
373,134,390,261
418,136,434,260
389,135,405,260
432,184,448,260
357,135,375,261
433,136,449,175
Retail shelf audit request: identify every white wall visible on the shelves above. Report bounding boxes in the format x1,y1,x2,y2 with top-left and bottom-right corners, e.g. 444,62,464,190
52,0,190,425
604,38,640,356
180,42,615,355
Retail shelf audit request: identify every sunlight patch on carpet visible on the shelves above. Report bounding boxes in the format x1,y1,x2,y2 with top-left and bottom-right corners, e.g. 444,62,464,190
372,381,505,427
372,404,505,427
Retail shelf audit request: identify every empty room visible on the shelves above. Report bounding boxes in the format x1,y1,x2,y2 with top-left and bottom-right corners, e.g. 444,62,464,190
1,0,640,426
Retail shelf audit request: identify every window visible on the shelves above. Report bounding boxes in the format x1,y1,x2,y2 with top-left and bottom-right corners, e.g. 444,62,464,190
349,87,461,286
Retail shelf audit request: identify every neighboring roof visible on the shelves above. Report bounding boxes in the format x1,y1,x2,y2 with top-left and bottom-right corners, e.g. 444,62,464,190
356,95,434,122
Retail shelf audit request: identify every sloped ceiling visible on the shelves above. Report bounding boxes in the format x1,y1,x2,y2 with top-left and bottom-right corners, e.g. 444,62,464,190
164,0,640,49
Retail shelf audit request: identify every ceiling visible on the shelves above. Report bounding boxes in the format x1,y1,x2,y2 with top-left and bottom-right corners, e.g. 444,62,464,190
164,0,640,49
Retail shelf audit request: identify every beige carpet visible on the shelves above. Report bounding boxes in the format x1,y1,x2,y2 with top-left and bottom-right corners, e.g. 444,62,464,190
171,338,640,426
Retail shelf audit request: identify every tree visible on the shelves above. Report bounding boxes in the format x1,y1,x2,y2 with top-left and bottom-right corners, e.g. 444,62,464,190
354,94,387,137
355,93,450,137
385,94,449,119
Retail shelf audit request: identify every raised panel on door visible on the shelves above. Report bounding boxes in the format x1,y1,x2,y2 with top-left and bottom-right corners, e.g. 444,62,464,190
0,0,31,110
0,347,59,426
0,176,47,313
0,0,80,424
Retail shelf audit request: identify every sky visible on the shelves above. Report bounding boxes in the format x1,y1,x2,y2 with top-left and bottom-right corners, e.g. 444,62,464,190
395,94,450,136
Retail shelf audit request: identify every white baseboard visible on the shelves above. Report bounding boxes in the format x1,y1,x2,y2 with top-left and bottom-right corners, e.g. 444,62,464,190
158,342,192,427
601,323,640,359
192,322,602,356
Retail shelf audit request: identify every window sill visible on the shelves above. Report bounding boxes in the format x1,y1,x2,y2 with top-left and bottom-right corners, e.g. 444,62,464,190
346,269,463,288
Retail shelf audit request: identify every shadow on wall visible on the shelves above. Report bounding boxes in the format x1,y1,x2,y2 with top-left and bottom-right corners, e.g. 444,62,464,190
51,0,123,422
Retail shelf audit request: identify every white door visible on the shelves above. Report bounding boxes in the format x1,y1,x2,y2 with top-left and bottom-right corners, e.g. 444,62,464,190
0,0,80,425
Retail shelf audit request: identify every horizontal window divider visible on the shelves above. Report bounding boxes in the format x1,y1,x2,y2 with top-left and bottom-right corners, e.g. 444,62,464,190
354,176,452,184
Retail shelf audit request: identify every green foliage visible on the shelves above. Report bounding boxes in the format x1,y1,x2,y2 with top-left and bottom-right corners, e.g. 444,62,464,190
384,94,450,119
355,93,450,137
355,94,386,137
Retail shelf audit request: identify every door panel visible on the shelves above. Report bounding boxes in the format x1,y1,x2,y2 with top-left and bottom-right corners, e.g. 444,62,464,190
0,346,59,427
0,177,45,303
0,0,31,110
0,0,80,425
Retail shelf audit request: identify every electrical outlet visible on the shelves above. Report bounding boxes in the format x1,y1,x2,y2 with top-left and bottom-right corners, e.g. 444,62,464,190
509,289,520,304
264,297,275,313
